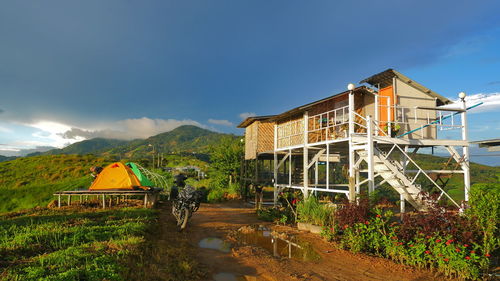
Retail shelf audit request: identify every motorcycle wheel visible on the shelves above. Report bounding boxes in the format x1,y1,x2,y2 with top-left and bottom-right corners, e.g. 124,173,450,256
179,207,190,231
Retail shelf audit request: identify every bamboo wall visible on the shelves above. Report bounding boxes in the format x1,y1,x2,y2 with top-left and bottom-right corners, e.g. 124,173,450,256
244,120,276,160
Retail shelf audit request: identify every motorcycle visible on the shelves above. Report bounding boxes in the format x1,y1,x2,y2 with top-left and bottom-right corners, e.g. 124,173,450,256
171,185,202,231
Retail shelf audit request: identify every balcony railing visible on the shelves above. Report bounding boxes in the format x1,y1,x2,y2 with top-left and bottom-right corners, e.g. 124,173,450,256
276,99,467,149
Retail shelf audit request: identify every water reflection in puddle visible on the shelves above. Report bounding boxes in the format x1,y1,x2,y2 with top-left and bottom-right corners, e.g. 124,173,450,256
237,225,321,262
199,237,231,253
213,272,243,281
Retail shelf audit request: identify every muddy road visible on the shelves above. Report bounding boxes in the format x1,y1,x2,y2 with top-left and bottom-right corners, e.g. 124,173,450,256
155,201,447,281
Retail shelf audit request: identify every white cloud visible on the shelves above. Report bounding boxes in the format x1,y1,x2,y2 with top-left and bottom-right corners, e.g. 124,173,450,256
442,92,500,113
239,112,256,120
60,117,204,140
0,126,12,133
22,120,84,148
208,119,233,126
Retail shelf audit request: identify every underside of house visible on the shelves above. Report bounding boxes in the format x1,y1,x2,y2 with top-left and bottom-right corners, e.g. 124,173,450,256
238,69,472,212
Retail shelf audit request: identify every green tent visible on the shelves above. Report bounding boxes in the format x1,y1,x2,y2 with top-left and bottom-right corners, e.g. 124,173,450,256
126,162,155,187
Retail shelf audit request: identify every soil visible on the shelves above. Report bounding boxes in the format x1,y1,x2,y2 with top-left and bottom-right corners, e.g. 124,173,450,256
157,200,453,281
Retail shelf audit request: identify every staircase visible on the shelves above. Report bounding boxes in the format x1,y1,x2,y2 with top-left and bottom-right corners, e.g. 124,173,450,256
348,114,459,211
358,148,427,211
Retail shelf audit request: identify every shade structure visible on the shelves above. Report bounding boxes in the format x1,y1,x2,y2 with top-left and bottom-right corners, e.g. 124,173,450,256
89,162,145,190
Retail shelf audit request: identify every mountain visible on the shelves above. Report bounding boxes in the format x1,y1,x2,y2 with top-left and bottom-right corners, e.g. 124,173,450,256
29,138,128,156
106,125,236,158
31,125,237,160
0,146,56,157
0,155,17,162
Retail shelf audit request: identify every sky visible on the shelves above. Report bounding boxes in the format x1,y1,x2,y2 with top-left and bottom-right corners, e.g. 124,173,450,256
1,0,500,161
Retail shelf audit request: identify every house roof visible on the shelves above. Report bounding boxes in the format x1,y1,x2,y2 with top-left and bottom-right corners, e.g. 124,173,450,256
237,115,276,128
471,139,500,152
268,86,373,121
360,69,451,105
471,139,500,147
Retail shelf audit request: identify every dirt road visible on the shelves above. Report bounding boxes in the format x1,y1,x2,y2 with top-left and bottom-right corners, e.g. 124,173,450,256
156,201,448,281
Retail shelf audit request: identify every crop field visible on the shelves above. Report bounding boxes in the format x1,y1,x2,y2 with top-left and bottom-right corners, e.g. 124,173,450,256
0,206,156,280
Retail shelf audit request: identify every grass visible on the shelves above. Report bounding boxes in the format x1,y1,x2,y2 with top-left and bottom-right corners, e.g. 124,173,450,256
0,155,110,213
0,206,156,281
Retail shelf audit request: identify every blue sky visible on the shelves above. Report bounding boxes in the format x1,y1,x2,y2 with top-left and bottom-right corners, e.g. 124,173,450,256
1,0,500,160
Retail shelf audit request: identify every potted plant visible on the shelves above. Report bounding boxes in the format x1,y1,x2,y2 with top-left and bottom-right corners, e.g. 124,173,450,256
384,123,401,137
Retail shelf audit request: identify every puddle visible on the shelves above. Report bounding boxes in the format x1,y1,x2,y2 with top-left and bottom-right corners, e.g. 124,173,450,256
199,237,231,253
213,272,243,281
237,225,321,262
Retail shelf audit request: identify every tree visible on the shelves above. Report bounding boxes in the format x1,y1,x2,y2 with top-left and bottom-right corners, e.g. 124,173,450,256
209,136,243,187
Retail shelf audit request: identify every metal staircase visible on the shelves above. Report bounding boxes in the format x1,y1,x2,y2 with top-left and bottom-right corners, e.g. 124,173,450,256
351,115,461,212
358,148,427,211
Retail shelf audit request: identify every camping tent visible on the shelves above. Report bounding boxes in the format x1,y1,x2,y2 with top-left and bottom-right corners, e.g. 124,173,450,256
89,162,147,190
126,162,154,187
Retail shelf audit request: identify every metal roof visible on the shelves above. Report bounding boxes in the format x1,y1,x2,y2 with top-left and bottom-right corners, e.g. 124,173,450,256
360,69,451,105
237,115,276,128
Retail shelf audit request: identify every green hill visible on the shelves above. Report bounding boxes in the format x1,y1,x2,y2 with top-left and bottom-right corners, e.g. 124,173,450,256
106,125,237,158
0,155,17,162
0,155,110,213
30,138,129,156
31,125,237,161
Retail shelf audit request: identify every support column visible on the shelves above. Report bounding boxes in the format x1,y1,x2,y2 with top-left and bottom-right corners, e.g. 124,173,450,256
348,90,356,202
303,111,309,198
461,96,471,202
288,149,292,187
400,145,409,216
326,144,330,190
374,93,379,135
273,124,278,206
400,193,405,220
367,116,375,194
102,194,105,209
58,194,61,208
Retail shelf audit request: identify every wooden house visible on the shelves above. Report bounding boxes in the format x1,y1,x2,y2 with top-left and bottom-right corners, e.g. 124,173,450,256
238,69,471,212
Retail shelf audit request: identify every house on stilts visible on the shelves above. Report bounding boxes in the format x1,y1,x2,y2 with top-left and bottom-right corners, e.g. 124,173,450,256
238,69,471,212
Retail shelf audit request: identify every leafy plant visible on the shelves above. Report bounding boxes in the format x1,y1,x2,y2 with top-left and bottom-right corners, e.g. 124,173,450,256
296,196,334,226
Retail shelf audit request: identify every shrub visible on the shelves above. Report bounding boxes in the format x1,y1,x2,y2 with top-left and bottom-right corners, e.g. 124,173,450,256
206,188,226,203
334,197,370,229
296,196,333,226
467,183,500,257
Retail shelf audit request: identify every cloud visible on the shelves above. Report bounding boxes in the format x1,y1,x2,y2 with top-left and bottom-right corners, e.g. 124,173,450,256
487,81,500,86
441,93,500,114
0,126,12,133
60,117,203,140
0,108,4,114
208,119,233,126
239,112,256,120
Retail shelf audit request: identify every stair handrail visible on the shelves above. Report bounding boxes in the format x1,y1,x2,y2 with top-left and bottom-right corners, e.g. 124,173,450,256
370,119,460,209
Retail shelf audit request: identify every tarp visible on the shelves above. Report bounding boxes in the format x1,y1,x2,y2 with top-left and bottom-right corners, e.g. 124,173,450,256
89,162,146,190
126,162,154,187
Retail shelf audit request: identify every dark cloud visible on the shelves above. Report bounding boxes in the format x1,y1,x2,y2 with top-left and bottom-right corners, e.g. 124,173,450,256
0,109,4,114
0,1,499,130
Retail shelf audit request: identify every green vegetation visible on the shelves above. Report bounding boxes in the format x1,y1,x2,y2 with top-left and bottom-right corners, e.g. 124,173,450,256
0,207,156,280
296,196,334,226
260,184,499,280
0,155,110,213
106,125,235,160
205,136,243,202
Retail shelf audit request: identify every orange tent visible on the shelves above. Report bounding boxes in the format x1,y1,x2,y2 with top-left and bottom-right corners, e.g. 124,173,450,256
89,162,147,190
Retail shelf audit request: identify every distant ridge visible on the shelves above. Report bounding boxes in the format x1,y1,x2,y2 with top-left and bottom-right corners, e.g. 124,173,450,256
31,125,238,159
29,138,128,156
